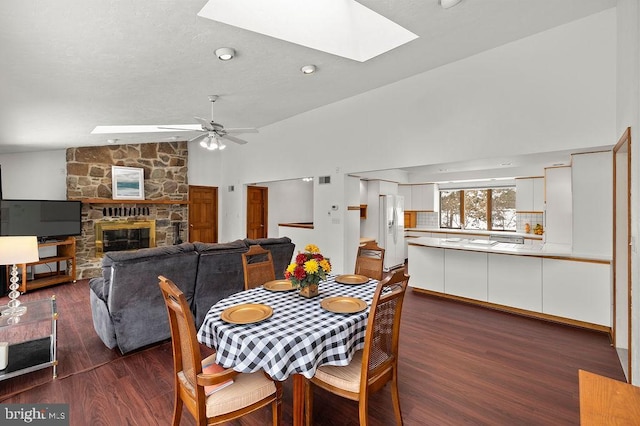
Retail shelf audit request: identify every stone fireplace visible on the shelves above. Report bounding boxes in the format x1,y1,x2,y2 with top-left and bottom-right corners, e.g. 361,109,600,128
66,142,189,279
95,220,156,256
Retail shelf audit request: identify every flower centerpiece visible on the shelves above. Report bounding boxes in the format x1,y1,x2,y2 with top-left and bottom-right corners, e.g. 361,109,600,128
284,244,331,298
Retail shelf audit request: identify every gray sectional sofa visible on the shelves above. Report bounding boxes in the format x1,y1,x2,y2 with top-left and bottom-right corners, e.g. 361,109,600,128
89,237,295,354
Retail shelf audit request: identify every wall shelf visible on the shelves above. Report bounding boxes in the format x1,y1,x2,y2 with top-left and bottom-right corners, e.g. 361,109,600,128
72,198,189,205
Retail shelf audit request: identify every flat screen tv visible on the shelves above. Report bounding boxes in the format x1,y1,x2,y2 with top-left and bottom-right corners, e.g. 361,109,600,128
0,199,82,241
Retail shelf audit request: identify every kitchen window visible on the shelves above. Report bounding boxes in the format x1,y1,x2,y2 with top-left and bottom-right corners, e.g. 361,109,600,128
439,187,516,231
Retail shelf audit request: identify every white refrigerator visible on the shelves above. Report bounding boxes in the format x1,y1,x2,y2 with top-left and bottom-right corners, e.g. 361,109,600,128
378,194,405,271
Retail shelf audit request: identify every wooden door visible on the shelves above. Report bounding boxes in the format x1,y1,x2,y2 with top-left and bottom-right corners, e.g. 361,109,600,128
613,128,631,382
247,186,267,239
188,186,217,243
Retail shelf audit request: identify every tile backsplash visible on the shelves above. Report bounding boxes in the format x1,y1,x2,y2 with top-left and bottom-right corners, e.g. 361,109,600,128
412,211,543,235
516,212,544,234
416,211,438,228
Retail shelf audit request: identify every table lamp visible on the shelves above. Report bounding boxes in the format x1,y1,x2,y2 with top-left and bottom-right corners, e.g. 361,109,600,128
0,236,40,318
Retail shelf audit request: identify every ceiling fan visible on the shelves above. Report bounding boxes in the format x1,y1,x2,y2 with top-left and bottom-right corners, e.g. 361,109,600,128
91,95,257,150
158,95,258,150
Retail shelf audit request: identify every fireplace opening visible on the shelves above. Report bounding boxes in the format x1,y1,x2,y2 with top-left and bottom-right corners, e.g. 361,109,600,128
95,220,156,256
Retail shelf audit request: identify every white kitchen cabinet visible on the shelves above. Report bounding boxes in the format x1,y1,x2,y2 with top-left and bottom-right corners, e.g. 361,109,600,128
408,245,444,292
516,177,544,212
542,258,610,326
444,250,487,301
411,184,435,211
488,254,542,311
532,178,544,211
571,151,612,257
398,185,412,210
545,167,572,246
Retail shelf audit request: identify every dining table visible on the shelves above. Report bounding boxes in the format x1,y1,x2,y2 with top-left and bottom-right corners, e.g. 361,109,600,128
196,274,379,425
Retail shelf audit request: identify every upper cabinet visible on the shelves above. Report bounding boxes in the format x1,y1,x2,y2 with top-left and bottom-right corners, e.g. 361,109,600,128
412,184,435,211
515,177,544,212
400,184,435,211
398,185,412,209
571,151,612,257
545,166,572,246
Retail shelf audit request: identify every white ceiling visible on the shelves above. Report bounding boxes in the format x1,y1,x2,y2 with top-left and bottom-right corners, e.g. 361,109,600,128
0,0,616,159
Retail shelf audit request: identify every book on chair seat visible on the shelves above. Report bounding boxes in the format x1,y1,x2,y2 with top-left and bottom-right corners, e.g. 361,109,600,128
202,361,234,395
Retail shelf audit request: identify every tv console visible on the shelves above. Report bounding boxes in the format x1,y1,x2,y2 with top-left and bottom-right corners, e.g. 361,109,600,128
16,237,76,293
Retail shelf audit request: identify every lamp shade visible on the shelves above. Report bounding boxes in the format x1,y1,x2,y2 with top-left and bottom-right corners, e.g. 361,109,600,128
0,236,40,265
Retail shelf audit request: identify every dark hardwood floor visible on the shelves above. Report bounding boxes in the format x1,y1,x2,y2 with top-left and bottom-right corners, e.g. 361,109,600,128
0,279,625,425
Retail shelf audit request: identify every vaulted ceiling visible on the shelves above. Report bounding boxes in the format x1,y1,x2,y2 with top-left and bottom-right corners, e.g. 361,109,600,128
0,0,615,154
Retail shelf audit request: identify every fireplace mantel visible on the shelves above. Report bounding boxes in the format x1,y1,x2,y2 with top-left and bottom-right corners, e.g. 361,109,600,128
72,198,189,205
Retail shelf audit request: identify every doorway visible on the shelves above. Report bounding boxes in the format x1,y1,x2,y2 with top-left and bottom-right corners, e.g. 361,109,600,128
613,127,631,381
188,185,218,243
247,186,268,239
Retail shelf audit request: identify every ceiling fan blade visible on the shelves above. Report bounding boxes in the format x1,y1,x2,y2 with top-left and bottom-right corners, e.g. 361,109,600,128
91,125,200,134
220,134,249,145
224,128,259,134
157,126,203,132
194,116,213,130
189,133,209,144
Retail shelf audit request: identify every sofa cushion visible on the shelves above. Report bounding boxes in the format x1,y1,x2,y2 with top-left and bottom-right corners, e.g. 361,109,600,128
98,242,196,301
107,246,199,354
89,277,106,302
243,237,294,279
193,242,249,328
244,237,292,246
105,242,196,261
194,240,247,253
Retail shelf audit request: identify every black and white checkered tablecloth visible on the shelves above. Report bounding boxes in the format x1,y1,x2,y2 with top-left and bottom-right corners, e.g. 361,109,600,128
196,275,379,381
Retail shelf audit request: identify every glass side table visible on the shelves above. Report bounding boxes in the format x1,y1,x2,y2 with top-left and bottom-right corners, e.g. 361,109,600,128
0,296,57,380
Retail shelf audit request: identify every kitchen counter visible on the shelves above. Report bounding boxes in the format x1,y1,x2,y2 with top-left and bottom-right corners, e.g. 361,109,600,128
408,237,612,329
405,228,543,240
408,237,610,262
279,222,314,229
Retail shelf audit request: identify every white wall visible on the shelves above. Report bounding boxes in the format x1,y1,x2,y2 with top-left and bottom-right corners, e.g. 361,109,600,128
215,9,616,268
260,179,313,238
616,0,640,384
0,150,67,199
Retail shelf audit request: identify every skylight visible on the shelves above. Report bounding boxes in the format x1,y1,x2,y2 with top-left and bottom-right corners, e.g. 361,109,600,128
197,0,419,62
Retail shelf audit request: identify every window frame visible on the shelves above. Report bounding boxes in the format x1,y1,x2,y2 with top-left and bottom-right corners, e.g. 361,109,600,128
438,186,516,232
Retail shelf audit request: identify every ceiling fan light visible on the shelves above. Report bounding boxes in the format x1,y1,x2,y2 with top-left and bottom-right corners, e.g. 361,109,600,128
215,47,235,61
218,140,226,150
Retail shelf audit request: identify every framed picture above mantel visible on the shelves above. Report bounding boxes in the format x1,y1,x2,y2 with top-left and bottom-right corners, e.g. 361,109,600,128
112,166,145,200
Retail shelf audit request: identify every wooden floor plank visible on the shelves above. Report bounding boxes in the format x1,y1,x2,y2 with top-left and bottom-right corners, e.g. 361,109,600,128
0,279,626,425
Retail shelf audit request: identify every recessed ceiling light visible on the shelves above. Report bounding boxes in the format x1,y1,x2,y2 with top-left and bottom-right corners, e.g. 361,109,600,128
301,65,317,74
107,139,118,144
440,0,462,9
500,162,512,166
214,47,235,61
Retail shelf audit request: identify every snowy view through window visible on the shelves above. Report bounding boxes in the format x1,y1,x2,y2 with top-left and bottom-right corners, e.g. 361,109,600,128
439,188,516,231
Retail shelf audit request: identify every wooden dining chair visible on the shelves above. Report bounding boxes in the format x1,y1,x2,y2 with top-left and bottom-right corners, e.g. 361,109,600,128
304,268,409,426
158,275,282,426
354,241,386,280
242,245,276,290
